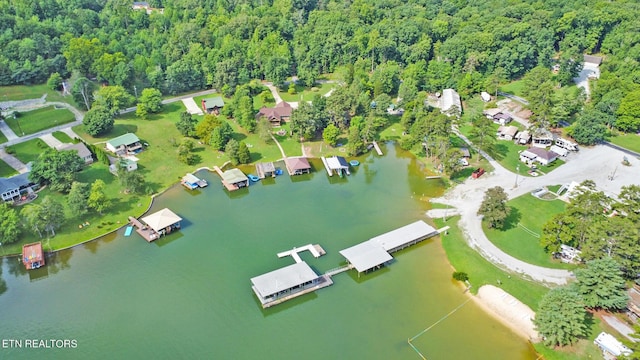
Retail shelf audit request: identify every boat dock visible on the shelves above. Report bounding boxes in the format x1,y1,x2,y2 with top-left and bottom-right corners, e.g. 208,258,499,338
277,244,326,263
128,216,158,242
372,141,383,155
256,274,334,309
324,264,354,277
213,166,238,191
320,157,333,176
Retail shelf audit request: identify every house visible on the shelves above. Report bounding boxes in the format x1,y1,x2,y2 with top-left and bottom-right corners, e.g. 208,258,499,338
201,96,225,115
285,157,311,175
519,147,558,166
256,102,293,126
483,108,512,125
594,332,632,358
0,172,37,202
59,143,93,164
532,128,554,148
439,89,462,118
480,91,491,102
22,242,45,270
497,125,518,140
515,130,531,145
132,1,164,14
220,168,249,190
109,158,138,174
106,133,143,155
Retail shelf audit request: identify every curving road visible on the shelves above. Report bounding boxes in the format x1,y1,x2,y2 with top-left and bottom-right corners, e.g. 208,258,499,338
428,130,640,285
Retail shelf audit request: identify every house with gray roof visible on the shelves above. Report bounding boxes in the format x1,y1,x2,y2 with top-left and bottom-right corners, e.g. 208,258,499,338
0,172,37,202
59,143,93,164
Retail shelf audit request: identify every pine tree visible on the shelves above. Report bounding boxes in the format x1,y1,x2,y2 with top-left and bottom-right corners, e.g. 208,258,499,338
575,258,629,310
534,286,588,347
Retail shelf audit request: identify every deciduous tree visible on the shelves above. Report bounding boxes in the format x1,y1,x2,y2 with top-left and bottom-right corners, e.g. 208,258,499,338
322,123,340,146
88,180,110,215
0,203,21,244
83,105,114,136
478,186,510,229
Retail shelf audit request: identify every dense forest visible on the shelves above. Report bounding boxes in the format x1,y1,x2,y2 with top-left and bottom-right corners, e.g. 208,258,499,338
2,0,640,135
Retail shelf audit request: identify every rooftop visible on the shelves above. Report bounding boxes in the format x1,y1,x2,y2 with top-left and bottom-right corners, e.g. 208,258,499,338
257,101,293,119
107,133,140,148
286,157,311,171
183,173,201,184
440,88,461,115
339,241,393,273
0,172,32,194
221,168,248,184
59,142,92,159
326,156,349,170
141,208,182,233
203,96,225,109
368,221,438,252
251,262,319,298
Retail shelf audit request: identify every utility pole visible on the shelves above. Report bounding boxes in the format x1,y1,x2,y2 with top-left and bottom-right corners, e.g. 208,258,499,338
514,164,520,188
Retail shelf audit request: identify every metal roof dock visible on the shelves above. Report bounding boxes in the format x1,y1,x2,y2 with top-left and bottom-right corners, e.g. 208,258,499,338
251,262,333,308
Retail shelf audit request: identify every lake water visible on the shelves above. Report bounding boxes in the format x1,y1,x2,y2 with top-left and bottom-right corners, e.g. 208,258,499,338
0,144,536,359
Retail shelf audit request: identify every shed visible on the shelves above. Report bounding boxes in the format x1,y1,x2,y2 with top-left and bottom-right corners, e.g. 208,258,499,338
286,157,311,175
440,89,462,117
22,242,45,270
109,158,137,174
59,143,93,164
141,208,182,233
480,91,491,102
460,147,471,158
106,133,143,155
201,96,225,114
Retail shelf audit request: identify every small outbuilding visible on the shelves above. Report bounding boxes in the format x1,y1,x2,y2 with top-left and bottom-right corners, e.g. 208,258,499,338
110,158,138,174
22,242,45,270
106,133,143,155
286,157,311,175
201,96,225,115
181,173,208,189
326,156,350,177
59,143,93,164
497,125,518,140
439,89,462,118
480,91,491,102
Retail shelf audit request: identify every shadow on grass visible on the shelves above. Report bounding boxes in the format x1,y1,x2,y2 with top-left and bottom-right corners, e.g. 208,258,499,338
491,143,508,161
250,152,263,162
231,133,248,142
500,207,522,231
105,124,139,139
450,167,475,182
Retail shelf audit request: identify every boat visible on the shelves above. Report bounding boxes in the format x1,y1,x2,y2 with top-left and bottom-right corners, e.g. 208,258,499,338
349,160,360,166
248,174,260,182
275,169,283,176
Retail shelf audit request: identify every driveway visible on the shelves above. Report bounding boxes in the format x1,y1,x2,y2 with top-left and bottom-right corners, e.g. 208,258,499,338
430,132,639,285
574,63,599,97
182,98,204,115
40,133,64,149
0,119,18,141
0,148,28,173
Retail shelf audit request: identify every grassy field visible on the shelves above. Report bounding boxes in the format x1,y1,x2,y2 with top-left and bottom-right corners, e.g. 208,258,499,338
6,138,49,164
483,194,573,269
52,131,73,143
0,130,7,144
5,106,75,135
278,81,335,102
435,216,550,310
0,159,17,177
499,80,525,97
0,84,70,103
609,132,640,154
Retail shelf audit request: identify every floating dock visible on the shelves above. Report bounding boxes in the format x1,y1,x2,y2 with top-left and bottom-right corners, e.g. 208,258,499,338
277,244,326,263
372,141,383,155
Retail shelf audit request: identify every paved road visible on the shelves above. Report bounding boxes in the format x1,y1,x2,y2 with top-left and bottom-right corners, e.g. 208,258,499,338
120,89,218,114
602,315,637,342
603,141,640,158
498,92,529,105
430,129,639,285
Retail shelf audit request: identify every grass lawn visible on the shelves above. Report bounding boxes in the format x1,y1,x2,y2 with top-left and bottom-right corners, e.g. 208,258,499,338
499,80,525,98
0,84,72,104
5,138,49,164
0,159,17,177
435,216,550,310
378,116,404,142
52,131,73,143
5,106,75,135
483,194,574,269
0,130,7,144
278,81,335,102
609,132,640,154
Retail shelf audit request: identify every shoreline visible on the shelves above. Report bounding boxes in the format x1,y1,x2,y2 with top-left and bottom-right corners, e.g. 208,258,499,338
468,285,540,342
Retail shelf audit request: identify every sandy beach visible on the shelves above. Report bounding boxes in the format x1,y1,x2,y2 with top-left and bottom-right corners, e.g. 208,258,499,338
470,285,540,342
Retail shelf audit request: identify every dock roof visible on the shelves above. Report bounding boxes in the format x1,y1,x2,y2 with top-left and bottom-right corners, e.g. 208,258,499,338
339,241,393,273
141,208,182,232
221,168,248,184
251,262,319,298
183,173,201,184
286,157,311,171
368,220,437,252
22,242,44,262
326,156,349,170
107,133,140,148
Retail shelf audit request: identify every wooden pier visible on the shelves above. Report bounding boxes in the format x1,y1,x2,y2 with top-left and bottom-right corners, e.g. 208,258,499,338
277,244,326,263
320,157,333,176
372,141,383,155
128,216,158,242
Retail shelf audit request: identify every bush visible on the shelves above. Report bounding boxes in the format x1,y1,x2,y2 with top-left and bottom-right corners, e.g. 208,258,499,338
453,271,469,282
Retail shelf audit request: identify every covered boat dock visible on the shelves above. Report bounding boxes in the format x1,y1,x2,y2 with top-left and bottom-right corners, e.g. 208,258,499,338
22,242,45,270
131,208,183,242
255,162,276,179
322,156,350,177
251,262,333,308
215,167,249,191
181,173,208,190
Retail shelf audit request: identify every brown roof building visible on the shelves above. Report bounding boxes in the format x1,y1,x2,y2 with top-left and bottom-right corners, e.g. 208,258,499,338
256,102,293,126
285,157,311,175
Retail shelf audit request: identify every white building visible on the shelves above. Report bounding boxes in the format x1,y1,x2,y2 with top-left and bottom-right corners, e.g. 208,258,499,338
440,89,462,118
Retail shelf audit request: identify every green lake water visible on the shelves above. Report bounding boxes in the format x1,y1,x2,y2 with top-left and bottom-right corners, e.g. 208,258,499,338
0,144,536,359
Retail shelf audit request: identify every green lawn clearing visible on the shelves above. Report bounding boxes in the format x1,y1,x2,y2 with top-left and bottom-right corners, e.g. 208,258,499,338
499,80,525,98
0,130,7,144
278,81,335,102
0,84,70,104
0,159,17,177
609,132,640,154
435,216,550,310
5,138,49,164
52,131,73,143
5,106,75,135
483,193,573,269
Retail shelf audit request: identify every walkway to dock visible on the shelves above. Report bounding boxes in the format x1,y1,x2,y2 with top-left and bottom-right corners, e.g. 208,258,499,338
277,244,326,263
128,216,158,242
372,141,383,155
324,264,354,277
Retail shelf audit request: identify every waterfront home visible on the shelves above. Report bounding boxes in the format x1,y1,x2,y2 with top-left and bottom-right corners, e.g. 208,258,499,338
285,157,311,175
201,96,225,115
256,101,293,126
0,172,37,203
106,133,143,155
22,242,45,270
59,143,93,164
